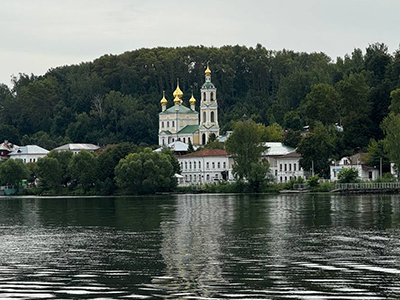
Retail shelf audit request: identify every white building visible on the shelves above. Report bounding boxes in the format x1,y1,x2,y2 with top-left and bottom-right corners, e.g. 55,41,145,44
177,149,234,186
330,153,379,182
9,145,49,163
263,142,306,183
53,143,99,154
158,65,220,146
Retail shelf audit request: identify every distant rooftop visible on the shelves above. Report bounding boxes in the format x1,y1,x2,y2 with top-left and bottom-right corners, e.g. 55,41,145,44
154,141,197,153
181,149,228,158
263,142,296,156
9,145,49,156
54,143,100,151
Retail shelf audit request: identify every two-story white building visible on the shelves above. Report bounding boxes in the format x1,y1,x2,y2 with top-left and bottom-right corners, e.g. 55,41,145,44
9,145,49,163
330,153,379,181
177,149,234,186
263,142,306,183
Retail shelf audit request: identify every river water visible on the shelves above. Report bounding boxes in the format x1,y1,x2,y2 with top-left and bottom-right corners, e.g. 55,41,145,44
0,194,400,299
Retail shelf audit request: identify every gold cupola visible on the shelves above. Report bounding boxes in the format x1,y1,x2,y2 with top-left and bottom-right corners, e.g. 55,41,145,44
189,93,196,105
173,95,181,105
205,63,211,76
160,91,167,106
173,79,183,99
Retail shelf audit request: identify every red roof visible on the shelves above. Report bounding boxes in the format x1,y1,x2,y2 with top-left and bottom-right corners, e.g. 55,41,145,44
181,149,228,158
281,151,302,158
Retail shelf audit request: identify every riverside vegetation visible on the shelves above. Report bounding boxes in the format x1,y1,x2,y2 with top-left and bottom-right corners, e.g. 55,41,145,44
1,44,400,194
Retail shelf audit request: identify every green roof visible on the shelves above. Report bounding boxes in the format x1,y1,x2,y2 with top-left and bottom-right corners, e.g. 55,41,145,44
159,105,198,115
160,130,172,135
178,125,199,134
202,82,215,89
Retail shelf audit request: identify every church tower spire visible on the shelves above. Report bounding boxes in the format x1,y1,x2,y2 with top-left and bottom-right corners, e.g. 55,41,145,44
199,63,219,145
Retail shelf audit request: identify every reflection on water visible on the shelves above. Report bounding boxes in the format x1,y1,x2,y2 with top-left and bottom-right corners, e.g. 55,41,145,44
0,194,400,299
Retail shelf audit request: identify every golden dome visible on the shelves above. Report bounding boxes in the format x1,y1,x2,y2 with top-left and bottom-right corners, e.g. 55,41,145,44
189,93,196,105
173,95,181,105
160,91,167,105
173,80,183,99
205,64,211,75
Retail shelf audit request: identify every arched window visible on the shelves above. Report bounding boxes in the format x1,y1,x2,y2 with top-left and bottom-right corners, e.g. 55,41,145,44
194,161,196,169
167,121,169,127
203,92,206,100
203,112,206,123
217,162,220,169
212,162,215,169
172,121,175,127
211,111,215,123
188,137,191,144
189,161,192,169
202,133,207,145
162,122,164,128
183,138,186,143
185,162,187,170
199,161,201,169
211,92,214,101
206,174,210,181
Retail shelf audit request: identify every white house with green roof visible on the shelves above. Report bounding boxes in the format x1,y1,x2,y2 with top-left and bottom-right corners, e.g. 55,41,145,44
158,65,220,146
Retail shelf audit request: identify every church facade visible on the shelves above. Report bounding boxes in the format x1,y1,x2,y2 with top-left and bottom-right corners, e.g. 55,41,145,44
158,65,220,146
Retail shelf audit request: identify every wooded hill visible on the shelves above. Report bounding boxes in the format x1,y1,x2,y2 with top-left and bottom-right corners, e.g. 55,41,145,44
0,43,399,153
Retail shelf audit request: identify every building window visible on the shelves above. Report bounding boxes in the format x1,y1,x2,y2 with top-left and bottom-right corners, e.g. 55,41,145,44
189,175,192,182
189,162,192,170
211,92,214,101
206,162,209,169
217,162,220,169
172,121,175,127
280,176,282,182
275,170,278,176
215,174,218,179
188,137,191,144
289,164,292,171
211,111,215,122
194,175,196,181
199,161,201,169
206,174,210,181
285,176,287,182
212,162,215,169
194,161,196,169
280,164,282,171
162,122,164,128
369,171,373,179
185,162,187,170
167,121,169,127
223,162,226,169
203,112,206,123
185,175,188,181
294,164,297,171
183,138,186,143
203,92,206,100
284,164,287,172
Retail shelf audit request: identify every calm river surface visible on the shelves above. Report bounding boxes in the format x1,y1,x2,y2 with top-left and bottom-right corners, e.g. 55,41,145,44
0,194,400,299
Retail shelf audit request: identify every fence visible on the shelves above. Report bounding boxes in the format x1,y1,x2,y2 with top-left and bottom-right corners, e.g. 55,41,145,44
293,182,400,191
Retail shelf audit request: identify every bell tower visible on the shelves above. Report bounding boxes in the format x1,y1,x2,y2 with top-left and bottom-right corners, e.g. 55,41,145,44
199,64,219,145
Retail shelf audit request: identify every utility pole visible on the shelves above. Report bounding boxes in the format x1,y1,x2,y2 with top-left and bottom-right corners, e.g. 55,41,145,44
311,160,314,177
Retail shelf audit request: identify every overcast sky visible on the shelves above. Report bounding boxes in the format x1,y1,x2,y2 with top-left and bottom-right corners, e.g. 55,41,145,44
1,0,399,86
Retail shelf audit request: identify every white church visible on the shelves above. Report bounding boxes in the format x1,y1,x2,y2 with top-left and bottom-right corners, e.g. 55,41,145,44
158,65,220,146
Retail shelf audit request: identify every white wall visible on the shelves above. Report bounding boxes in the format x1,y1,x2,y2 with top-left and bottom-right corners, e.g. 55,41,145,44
10,154,47,164
268,157,305,183
178,156,233,186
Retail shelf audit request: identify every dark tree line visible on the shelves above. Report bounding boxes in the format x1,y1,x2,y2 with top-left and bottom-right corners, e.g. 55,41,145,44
0,43,399,156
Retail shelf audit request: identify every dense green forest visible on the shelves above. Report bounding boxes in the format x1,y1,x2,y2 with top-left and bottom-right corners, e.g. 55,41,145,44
0,43,399,155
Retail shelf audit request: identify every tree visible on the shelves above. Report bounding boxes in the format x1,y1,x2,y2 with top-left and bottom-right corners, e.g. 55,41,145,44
304,83,340,125
383,113,400,174
261,123,284,142
0,159,29,188
68,151,98,191
187,140,195,153
247,161,271,192
297,122,337,177
283,111,302,131
283,130,302,148
338,168,359,183
37,157,62,190
114,148,174,194
226,120,267,180
366,139,390,173
48,150,73,187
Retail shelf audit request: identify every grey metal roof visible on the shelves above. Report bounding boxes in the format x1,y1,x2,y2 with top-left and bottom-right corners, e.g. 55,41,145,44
263,142,296,156
54,143,99,151
9,145,49,156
